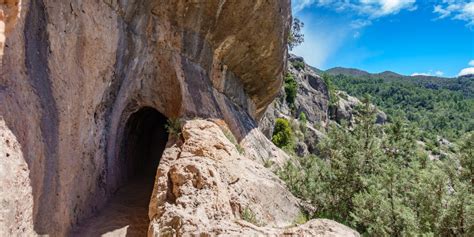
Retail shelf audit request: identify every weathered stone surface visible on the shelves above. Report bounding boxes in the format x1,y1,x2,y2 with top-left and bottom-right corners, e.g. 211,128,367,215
261,54,330,139
0,118,35,236
0,0,21,62
332,91,386,125
261,55,385,157
1,1,359,236
148,119,359,236
1,0,291,235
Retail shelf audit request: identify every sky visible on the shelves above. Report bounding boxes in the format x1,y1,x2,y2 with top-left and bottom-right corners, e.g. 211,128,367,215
291,0,474,77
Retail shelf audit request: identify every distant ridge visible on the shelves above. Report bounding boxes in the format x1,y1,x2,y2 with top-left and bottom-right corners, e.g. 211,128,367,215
318,66,473,98
326,67,371,77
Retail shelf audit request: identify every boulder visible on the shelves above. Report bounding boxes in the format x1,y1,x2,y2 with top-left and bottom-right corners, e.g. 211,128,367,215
148,119,359,236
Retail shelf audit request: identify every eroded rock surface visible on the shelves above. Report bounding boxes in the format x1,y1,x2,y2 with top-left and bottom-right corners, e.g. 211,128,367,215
0,0,21,62
1,0,291,235
261,54,330,139
148,119,359,236
0,0,359,236
0,118,35,236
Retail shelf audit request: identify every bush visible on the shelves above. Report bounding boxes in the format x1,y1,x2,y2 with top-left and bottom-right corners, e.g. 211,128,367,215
299,112,307,134
272,118,294,149
292,61,305,71
165,118,182,138
241,207,260,226
284,73,298,106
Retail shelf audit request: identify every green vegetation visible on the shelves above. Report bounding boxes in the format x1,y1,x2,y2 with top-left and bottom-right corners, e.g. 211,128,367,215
284,73,298,107
241,207,260,226
271,118,294,150
292,60,305,71
278,98,474,236
221,127,244,154
326,73,474,141
322,74,339,106
293,212,309,226
298,112,307,134
165,118,182,138
288,17,304,51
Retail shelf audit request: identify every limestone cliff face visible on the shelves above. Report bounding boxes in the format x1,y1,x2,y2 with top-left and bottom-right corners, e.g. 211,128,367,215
261,55,330,156
0,0,21,62
0,1,359,236
0,0,291,235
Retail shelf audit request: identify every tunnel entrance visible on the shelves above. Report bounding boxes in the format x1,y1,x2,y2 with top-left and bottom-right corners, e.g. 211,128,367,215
121,107,169,181
73,107,169,236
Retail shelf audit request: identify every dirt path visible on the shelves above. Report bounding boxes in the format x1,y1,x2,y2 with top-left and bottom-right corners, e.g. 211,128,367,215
71,177,153,237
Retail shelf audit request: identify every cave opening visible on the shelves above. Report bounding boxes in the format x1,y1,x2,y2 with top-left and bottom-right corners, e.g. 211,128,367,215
73,107,169,236
121,107,169,181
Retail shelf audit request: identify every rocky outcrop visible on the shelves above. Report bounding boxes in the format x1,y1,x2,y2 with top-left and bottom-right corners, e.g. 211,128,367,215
1,1,360,236
261,54,330,138
0,0,21,63
261,55,386,157
0,118,35,236
0,0,294,235
147,119,359,236
331,91,387,125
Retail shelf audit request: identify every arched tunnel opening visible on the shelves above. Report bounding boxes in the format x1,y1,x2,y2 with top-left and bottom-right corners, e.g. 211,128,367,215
121,107,169,180
73,107,169,236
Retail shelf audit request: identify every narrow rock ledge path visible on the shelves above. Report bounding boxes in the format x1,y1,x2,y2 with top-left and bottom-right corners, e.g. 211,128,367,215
71,177,154,237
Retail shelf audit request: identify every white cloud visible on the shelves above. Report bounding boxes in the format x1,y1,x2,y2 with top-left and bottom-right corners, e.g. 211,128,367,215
411,70,444,77
357,0,417,18
411,72,431,76
290,16,348,68
433,1,474,26
292,0,317,14
292,0,417,18
350,19,372,29
458,67,474,76
469,60,474,66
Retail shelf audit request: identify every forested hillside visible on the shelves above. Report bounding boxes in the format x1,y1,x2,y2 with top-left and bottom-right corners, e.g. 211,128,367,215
325,70,474,142
269,57,473,236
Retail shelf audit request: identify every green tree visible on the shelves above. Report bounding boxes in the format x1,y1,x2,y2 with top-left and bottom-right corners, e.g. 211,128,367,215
298,112,307,134
272,118,294,149
284,73,298,107
288,17,304,51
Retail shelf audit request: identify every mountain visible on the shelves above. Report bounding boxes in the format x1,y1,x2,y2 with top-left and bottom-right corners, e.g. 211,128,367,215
325,67,474,98
326,67,371,77
322,66,474,140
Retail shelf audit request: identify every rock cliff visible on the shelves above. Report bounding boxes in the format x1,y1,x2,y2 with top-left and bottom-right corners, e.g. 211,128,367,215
261,55,386,156
0,1,358,236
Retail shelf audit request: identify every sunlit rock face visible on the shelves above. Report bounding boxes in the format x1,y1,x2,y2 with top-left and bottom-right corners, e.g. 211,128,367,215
1,0,290,235
0,0,21,63
1,0,359,236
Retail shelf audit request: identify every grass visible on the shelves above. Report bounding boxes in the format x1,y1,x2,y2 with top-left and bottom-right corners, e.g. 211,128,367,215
293,212,308,226
241,206,260,226
165,118,182,138
221,127,245,154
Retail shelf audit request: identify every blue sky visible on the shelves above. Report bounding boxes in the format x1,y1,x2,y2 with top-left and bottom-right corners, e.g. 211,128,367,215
291,0,474,77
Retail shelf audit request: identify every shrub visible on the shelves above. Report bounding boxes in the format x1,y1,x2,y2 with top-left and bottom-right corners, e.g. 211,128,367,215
322,73,339,106
272,118,294,149
241,207,260,226
284,73,298,106
293,212,309,226
292,61,305,71
299,112,307,134
165,118,182,138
